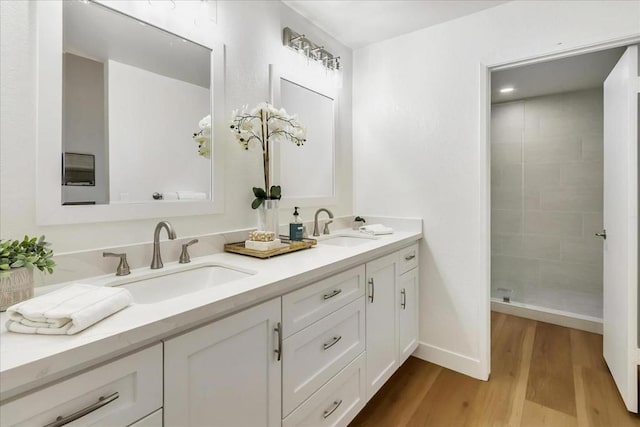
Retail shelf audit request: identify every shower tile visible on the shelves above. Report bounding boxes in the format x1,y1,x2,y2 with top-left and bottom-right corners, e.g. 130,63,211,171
497,233,562,260
539,260,602,291
523,137,582,164
492,164,523,189
492,188,523,210
524,163,562,190
492,143,523,165
560,162,603,188
583,213,603,237
525,211,583,237
539,187,603,212
525,189,541,210
492,255,540,286
561,237,603,265
581,133,604,162
491,102,524,144
492,209,523,234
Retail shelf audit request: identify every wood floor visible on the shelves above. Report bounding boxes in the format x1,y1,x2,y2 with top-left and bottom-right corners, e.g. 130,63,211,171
350,312,640,427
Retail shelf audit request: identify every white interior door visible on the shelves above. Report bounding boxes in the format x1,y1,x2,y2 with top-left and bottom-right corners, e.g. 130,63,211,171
603,44,639,413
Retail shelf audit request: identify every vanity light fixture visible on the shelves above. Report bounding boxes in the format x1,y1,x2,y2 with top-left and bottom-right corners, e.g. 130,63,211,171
283,27,341,71
499,86,515,93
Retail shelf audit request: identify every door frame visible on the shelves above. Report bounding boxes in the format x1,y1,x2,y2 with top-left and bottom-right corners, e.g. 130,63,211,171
478,35,640,380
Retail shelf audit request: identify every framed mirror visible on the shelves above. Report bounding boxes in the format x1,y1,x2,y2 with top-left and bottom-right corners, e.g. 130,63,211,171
269,64,337,207
36,0,225,224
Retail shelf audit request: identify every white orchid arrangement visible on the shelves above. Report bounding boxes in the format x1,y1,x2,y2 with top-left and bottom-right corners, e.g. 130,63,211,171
193,114,211,158
230,102,306,209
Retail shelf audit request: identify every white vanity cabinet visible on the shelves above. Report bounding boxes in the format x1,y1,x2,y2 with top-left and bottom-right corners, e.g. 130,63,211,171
398,259,419,362
163,297,282,427
0,344,163,427
365,244,420,399
282,266,367,426
364,252,400,399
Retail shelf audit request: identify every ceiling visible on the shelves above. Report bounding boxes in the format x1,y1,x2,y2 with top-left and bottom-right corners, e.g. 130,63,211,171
282,0,509,49
491,47,626,103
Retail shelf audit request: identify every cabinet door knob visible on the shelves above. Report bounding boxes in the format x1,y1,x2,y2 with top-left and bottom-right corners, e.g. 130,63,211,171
44,392,119,427
274,322,282,362
323,289,342,300
323,399,343,419
322,335,342,350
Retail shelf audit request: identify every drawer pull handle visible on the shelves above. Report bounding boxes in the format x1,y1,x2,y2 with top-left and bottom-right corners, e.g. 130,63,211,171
368,278,375,303
405,253,416,261
274,322,282,362
44,392,119,427
323,335,342,350
323,399,343,419
323,289,342,300
401,288,407,310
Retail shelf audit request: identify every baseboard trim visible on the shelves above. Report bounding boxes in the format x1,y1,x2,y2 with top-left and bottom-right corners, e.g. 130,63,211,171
491,299,603,334
412,342,487,380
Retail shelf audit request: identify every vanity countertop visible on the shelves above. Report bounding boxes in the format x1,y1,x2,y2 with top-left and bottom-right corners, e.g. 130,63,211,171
0,224,421,400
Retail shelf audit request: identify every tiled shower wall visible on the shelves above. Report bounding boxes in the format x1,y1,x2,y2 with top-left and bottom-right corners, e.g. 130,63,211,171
491,88,604,318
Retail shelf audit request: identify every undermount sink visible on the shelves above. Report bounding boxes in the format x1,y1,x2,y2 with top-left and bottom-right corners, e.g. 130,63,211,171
317,234,379,247
115,264,253,304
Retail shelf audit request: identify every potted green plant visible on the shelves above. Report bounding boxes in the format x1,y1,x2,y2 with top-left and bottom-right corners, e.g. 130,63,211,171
230,102,306,233
0,235,55,311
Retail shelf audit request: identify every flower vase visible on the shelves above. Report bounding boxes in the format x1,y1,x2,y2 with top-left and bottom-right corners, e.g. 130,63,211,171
0,267,34,311
257,199,280,235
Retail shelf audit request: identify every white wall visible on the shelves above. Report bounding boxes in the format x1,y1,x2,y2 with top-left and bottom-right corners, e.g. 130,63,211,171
107,60,210,203
353,1,640,379
0,1,352,255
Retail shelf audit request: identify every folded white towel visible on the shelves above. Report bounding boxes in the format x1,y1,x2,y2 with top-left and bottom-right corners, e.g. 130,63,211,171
359,223,394,235
177,191,207,200
6,284,132,335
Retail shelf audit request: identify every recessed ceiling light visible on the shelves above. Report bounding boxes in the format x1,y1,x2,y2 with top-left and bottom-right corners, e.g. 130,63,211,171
500,87,515,93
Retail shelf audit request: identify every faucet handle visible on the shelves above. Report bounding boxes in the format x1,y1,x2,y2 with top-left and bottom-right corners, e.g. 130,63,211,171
323,220,333,235
179,239,199,264
103,252,131,276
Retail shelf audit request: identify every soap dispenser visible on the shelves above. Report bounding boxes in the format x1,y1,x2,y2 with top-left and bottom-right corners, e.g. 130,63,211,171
289,207,304,241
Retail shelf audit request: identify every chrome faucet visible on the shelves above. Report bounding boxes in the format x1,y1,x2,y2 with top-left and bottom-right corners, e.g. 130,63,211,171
151,221,177,269
313,208,334,236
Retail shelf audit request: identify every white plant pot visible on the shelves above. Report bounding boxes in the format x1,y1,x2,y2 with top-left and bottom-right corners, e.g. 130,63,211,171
0,267,34,311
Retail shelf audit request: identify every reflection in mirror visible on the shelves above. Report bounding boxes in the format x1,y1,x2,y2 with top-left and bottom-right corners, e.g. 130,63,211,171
278,79,335,200
62,1,212,206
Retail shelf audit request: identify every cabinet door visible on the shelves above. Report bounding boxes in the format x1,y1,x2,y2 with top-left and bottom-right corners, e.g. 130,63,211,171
365,252,399,400
164,298,281,427
398,267,419,362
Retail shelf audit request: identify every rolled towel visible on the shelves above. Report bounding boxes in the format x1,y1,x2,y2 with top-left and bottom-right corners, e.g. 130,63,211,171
177,191,207,200
163,192,178,200
6,284,132,335
359,223,394,235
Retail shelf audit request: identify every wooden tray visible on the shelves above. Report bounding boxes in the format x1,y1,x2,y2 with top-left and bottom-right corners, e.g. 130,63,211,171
224,236,317,259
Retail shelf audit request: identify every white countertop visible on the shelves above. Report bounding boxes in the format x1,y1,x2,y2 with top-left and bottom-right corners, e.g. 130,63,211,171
0,225,421,401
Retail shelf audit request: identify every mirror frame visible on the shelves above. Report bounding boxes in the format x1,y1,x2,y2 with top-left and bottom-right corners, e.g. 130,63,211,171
269,64,338,208
35,1,225,225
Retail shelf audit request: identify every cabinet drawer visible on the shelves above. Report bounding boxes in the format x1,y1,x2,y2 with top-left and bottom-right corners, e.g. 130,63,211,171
283,298,365,416
283,265,365,337
129,409,162,427
283,353,366,427
398,243,418,275
0,344,162,427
